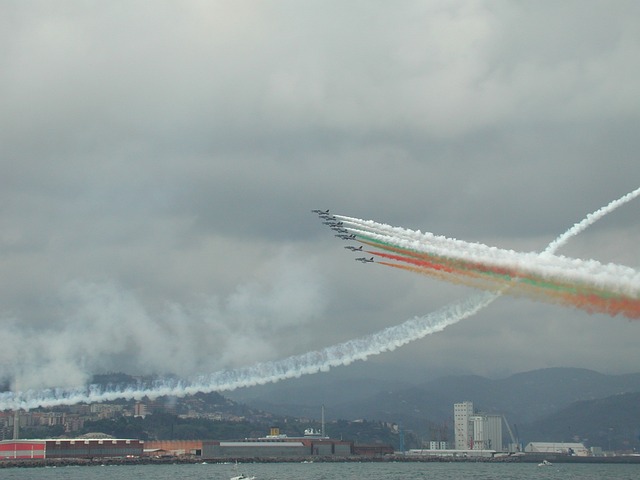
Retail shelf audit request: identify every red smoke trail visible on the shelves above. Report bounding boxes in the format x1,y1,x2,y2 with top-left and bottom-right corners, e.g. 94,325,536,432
363,237,640,319
377,261,508,292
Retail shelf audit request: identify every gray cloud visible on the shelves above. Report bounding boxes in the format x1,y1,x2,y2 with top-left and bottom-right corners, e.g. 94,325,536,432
1,0,639,392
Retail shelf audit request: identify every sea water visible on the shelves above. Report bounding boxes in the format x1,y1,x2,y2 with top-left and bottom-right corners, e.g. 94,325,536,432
0,461,638,480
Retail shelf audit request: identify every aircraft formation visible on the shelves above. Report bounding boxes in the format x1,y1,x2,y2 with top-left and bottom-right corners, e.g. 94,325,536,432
313,202,640,319
312,209,374,264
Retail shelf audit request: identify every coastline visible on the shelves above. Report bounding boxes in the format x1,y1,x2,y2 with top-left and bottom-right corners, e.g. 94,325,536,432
2,454,640,469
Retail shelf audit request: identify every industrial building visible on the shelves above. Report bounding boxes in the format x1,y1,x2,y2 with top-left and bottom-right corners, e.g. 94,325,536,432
0,438,143,460
144,440,202,457
525,442,589,456
202,427,353,459
408,401,512,459
454,401,504,451
407,447,496,458
469,413,502,450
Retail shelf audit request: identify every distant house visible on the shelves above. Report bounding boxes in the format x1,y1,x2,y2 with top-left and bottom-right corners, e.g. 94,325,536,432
524,442,589,456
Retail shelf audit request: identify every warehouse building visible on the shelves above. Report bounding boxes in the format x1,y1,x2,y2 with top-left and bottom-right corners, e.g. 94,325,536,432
0,438,143,460
202,427,353,458
202,437,353,458
525,442,589,456
144,440,202,457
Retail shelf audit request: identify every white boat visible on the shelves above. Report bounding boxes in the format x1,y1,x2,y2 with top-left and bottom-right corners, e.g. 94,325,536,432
538,459,552,466
230,461,256,480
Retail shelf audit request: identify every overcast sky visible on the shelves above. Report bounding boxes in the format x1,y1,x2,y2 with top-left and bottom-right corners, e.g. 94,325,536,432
1,0,640,393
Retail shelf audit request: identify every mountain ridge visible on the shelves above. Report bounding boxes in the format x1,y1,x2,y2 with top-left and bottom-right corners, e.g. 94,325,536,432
229,366,640,449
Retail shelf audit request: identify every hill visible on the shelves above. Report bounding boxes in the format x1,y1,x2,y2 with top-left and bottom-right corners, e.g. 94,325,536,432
522,391,640,451
230,367,640,449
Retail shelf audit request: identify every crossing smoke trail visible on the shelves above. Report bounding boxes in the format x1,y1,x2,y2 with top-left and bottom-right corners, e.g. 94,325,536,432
0,189,637,411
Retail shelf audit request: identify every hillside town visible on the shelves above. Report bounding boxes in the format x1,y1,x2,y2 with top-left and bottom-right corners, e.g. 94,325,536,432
2,394,638,466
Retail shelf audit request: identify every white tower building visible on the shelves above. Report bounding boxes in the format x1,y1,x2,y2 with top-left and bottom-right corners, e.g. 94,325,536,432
454,401,473,450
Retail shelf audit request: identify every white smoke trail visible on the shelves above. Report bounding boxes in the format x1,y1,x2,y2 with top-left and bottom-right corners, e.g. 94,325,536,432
0,189,637,411
544,186,640,255
337,186,640,260
0,292,497,410
337,220,640,297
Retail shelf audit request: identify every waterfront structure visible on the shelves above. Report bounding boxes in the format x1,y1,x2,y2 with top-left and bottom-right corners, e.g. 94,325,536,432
525,442,589,456
0,438,143,459
144,440,202,456
144,435,391,458
407,448,496,458
202,436,353,458
454,401,503,451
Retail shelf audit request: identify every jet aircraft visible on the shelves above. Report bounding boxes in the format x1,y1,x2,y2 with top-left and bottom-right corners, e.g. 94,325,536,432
312,209,330,214
344,245,363,251
355,257,374,263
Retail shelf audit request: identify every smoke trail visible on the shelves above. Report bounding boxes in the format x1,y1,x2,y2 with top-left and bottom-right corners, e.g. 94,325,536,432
0,292,497,411
335,206,640,318
544,186,640,255
0,189,637,410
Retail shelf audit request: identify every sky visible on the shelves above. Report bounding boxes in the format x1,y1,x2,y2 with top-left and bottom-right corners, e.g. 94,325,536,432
1,0,640,394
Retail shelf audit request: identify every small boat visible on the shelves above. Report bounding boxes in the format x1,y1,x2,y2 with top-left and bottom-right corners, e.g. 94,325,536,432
230,461,256,480
538,459,552,466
